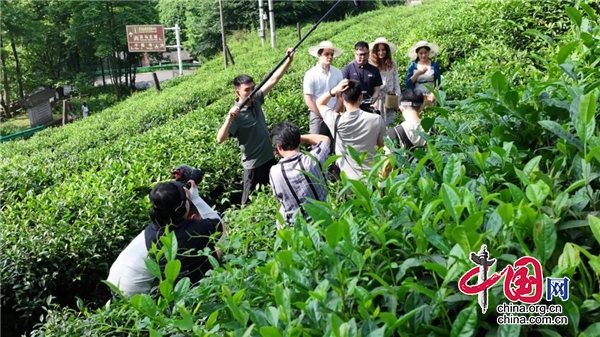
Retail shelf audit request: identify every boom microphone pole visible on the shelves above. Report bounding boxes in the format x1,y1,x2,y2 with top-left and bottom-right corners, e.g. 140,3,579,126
237,0,361,109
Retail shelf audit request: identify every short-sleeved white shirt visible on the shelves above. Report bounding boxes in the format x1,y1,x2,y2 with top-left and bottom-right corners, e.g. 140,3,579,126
303,63,343,110
106,193,221,296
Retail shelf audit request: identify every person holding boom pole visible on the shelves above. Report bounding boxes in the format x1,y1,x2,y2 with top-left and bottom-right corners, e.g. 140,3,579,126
216,0,361,206
217,48,295,206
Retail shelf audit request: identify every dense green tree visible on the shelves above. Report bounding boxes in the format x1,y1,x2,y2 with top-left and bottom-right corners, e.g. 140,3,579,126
156,0,380,61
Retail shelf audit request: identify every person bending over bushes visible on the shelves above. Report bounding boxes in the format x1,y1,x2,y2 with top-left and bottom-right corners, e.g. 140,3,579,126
380,89,427,179
269,122,330,229
106,180,226,296
314,79,386,182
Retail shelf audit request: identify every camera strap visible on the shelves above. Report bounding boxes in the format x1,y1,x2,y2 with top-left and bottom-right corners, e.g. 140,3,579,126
393,125,416,150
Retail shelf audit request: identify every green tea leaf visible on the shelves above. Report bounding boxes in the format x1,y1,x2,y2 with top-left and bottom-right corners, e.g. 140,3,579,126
523,29,553,45
538,120,583,151
422,226,452,254
584,80,600,95
558,220,586,230
149,329,163,337
536,329,562,337
422,262,447,278
172,277,191,302
450,305,477,337
174,306,194,330
557,40,580,65
159,280,173,299
498,324,521,337
580,2,598,20
533,214,557,264
266,306,279,327
582,323,600,337
396,258,423,280
523,155,542,177
427,142,443,172
443,154,461,186
260,327,282,337
452,226,481,255
144,258,162,280
562,300,580,336
565,6,582,27
587,215,600,245
504,183,526,204
140,294,157,317
580,300,600,314
165,260,181,284
206,310,219,330
526,181,550,207
441,183,462,223
576,92,597,143
491,71,508,96
514,168,531,186
325,222,343,248
496,203,513,224
557,243,581,276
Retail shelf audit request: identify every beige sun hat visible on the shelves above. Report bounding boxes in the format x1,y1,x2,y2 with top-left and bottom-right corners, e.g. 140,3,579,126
407,40,440,59
369,37,398,54
308,41,344,58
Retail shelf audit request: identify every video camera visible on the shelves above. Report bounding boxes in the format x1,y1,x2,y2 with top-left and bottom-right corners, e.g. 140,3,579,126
169,165,204,189
359,97,380,115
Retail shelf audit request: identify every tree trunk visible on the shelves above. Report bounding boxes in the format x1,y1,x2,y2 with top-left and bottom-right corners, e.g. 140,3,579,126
0,93,7,121
10,41,24,99
0,35,11,118
106,2,120,99
124,56,129,88
132,63,137,89
100,57,106,86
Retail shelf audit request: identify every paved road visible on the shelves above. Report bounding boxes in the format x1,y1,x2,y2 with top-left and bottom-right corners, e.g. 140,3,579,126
94,69,196,89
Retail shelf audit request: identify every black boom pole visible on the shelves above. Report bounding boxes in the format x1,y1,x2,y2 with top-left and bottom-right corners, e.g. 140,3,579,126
236,0,360,109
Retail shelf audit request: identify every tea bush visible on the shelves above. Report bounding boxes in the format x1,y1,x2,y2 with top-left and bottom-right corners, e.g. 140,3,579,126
2,0,599,336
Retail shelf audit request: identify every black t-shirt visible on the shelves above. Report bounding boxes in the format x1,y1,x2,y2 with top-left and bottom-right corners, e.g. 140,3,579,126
342,61,383,99
144,218,221,285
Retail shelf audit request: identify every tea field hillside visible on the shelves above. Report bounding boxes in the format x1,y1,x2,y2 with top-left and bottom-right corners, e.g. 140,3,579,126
1,0,600,336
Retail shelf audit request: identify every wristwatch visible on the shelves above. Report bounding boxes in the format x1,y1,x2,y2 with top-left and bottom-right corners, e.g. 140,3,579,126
329,89,335,97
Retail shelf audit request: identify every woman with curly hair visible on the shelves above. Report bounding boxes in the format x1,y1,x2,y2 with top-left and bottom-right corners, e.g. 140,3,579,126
370,37,400,126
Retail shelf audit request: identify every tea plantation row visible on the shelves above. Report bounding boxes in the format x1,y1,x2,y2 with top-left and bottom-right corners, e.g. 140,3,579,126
33,13,600,334
2,0,599,336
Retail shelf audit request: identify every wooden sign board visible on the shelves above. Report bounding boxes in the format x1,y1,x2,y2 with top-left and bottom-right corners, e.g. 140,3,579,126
126,25,166,52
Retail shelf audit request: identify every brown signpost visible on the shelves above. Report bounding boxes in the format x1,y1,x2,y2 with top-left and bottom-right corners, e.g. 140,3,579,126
126,25,166,52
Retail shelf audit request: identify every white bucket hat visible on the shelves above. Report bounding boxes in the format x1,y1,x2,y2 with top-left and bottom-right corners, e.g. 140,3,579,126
369,37,398,54
407,40,440,59
308,41,344,58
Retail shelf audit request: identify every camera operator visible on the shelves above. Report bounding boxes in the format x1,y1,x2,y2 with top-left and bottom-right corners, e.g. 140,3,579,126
106,166,226,297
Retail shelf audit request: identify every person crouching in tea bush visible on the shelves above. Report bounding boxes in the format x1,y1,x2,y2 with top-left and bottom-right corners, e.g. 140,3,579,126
269,122,330,229
106,180,226,296
380,89,427,179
